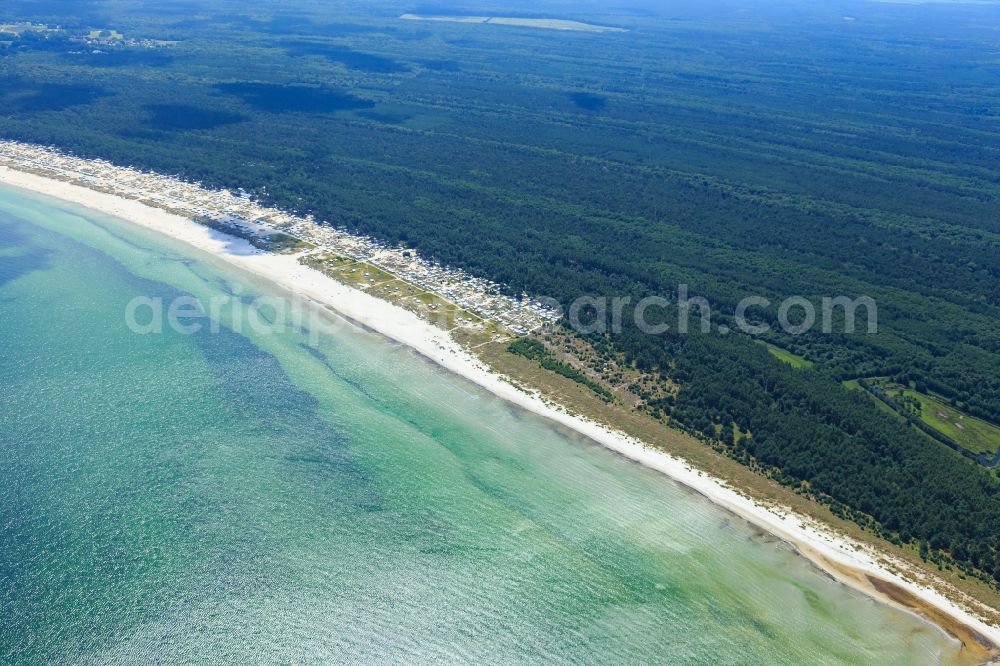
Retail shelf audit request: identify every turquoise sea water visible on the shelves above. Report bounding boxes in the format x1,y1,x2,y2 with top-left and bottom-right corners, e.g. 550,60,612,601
0,184,970,664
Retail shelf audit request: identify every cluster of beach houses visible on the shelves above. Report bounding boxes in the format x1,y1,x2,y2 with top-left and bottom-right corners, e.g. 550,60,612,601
0,140,558,334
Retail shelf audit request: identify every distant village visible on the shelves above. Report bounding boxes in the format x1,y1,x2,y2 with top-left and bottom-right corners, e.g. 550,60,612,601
0,23,172,49
0,140,559,335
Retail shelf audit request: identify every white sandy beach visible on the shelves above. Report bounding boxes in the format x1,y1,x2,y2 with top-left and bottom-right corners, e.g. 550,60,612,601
2,164,998,655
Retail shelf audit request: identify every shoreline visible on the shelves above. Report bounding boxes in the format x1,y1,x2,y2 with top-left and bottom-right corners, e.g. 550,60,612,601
3,165,999,660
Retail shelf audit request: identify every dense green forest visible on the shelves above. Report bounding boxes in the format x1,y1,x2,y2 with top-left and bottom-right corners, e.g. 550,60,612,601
3,0,1000,583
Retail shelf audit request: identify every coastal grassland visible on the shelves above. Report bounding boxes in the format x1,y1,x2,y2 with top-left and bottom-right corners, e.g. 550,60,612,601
761,342,814,369
305,254,395,287
507,330,679,411
257,232,313,253
906,391,1000,457
508,338,614,401
878,383,1000,457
